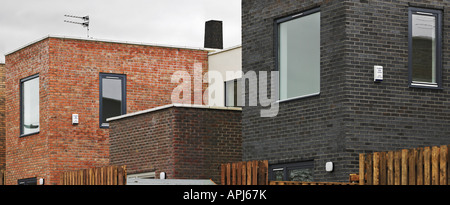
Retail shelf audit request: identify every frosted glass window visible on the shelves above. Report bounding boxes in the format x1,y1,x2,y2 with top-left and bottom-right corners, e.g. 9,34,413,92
21,75,40,136
278,11,320,101
409,7,442,89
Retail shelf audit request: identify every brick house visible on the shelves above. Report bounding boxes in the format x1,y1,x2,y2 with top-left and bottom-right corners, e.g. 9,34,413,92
107,43,243,184
108,104,242,184
242,0,450,182
4,35,209,185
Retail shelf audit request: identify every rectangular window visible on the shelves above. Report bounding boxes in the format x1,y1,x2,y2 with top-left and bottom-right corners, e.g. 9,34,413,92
269,161,314,182
127,172,156,180
18,177,38,185
100,73,126,128
20,74,40,137
225,78,242,107
409,7,442,89
276,8,321,101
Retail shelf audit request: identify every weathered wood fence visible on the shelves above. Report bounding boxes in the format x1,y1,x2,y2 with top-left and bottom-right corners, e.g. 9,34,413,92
359,145,449,185
221,160,355,185
221,160,268,185
0,170,5,185
269,181,356,185
60,165,127,185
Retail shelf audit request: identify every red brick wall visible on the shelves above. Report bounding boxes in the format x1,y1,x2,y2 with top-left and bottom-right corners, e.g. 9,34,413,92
0,63,5,170
109,106,242,184
5,37,209,185
5,39,51,185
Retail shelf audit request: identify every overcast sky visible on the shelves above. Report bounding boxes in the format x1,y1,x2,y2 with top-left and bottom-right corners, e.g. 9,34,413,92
0,0,242,63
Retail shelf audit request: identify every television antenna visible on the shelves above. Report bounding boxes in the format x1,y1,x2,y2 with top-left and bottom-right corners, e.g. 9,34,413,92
64,14,90,38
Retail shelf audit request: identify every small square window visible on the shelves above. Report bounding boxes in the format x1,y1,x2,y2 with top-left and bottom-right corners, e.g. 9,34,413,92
409,7,442,89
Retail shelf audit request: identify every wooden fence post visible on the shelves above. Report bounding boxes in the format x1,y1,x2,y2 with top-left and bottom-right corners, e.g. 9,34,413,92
409,149,416,185
252,161,258,185
417,148,424,185
432,146,440,185
359,153,365,185
387,151,394,185
373,153,380,185
424,147,431,185
366,153,373,185
401,149,408,185
394,150,401,185
246,161,252,185
380,152,387,185
440,145,448,185
242,162,246,185
226,163,231,185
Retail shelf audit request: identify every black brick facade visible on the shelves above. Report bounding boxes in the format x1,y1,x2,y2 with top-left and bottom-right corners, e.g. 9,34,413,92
242,0,450,182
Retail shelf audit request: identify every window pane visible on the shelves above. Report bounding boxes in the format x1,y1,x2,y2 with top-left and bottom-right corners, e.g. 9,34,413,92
272,168,284,181
225,79,242,107
225,80,235,107
288,167,313,182
279,12,320,100
411,13,436,84
22,77,39,135
236,79,242,107
101,77,123,126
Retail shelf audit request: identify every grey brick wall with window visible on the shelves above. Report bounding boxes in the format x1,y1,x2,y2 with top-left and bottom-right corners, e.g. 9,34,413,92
242,0,450,182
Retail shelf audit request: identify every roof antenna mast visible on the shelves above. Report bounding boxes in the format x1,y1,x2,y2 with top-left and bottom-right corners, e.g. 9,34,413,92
64,15,90,38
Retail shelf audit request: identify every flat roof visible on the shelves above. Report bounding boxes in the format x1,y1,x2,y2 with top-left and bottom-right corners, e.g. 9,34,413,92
107,103,242,122
5,35,215,56
208,45,241,56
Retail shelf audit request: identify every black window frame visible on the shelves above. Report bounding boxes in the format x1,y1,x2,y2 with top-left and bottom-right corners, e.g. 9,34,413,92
20,73,40,138
408,7,443,89
99,73,127,128
274,7,321,102
269,161,314,182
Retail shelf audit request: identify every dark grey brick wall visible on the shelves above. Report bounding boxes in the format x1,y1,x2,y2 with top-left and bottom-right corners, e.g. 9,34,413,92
242,0,450,182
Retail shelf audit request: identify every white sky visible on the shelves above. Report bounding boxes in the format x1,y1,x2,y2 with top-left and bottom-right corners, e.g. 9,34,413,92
0,0,242,63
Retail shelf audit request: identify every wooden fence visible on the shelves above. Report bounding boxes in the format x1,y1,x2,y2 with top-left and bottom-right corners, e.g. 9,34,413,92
221,160,268,185
0,170,5,185
60,165,127,185
359,145,449,185
270,181,356,185
221,160,355,185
